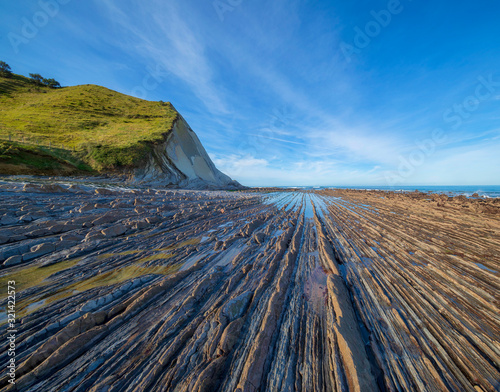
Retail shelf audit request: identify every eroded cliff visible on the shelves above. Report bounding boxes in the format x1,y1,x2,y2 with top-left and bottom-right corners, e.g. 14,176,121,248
131,115,241,190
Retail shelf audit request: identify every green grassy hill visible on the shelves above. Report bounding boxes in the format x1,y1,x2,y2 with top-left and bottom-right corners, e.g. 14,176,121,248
0,74,178,174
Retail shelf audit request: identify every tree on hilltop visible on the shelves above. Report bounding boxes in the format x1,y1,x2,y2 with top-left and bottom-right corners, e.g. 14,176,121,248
29,73,61,88
0,61,12,78
29,73,44,85
43,78,61,88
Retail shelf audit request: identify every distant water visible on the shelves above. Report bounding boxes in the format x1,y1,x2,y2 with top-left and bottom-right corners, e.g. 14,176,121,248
277,185,500,198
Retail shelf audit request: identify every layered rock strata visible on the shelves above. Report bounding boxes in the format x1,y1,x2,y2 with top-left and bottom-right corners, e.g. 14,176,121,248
0,184,498,391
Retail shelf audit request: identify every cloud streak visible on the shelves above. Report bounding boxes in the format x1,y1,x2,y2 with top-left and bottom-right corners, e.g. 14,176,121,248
6,0,494,186
97,0,230,114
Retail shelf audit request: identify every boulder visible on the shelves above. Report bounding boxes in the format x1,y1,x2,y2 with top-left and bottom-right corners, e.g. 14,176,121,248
84,231,106,241
24,243,56,261
56,240,78,250
60,233,85,242
3,255,23,267
222,291,253,322
130,220,150,230
23,184,67,193
48,224,66,234
219,318,244,354
214,240,224,251
253,231,266,244
240,219,264,237
68,185,87,193
26,228,52,238
101,224,127,238
145,216,161,224
0,244,29,262
0,215,17,226
95,188,116,196
41,184,67,193
19,214,35,222
92,212,123,226
134,206,146,214
78,204,94,213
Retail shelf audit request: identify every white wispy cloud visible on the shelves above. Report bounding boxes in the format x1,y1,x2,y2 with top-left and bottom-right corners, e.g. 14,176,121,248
97,0,229,114
95,0,416,181
84,0,499,186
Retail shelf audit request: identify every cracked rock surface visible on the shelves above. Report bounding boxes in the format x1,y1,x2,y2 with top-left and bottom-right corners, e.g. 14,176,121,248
0,182,498,391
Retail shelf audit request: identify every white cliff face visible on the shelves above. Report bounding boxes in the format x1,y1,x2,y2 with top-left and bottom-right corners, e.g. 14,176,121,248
132,115,241,189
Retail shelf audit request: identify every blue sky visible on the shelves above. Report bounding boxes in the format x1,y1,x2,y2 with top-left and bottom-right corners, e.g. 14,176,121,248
1,0,499,186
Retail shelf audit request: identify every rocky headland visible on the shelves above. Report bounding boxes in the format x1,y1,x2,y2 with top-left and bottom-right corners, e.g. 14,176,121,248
0,74,241,190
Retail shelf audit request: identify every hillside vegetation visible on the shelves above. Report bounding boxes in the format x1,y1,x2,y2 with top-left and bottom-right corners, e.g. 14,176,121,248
0,74,178,173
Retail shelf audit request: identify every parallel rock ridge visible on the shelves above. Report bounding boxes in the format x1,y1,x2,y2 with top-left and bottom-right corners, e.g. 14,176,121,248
0,183,498,391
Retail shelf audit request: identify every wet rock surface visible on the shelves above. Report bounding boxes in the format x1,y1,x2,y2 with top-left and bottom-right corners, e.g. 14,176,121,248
0,183,498,391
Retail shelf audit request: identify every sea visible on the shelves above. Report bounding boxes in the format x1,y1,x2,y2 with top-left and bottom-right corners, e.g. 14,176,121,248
278,185,500,198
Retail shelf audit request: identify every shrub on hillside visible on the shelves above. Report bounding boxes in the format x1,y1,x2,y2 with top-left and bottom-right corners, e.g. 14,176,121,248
29,73,61,88
43,78,61,88
29,73,44,85
0,61,13,78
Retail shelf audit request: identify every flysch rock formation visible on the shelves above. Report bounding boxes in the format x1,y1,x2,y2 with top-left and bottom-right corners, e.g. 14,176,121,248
0,183,498,391
130,114,241,190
